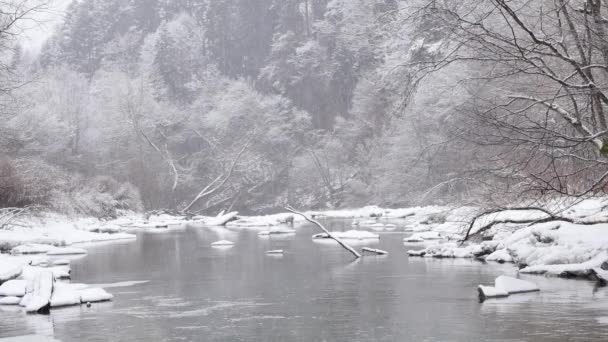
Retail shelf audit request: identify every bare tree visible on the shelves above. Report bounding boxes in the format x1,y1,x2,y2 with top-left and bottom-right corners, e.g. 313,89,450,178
408,0,608,201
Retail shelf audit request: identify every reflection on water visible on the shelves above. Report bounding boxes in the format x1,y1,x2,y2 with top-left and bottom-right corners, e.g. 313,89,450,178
0,219,607,341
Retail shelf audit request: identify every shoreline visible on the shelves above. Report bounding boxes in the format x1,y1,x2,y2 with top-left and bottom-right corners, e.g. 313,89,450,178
1,200,607,297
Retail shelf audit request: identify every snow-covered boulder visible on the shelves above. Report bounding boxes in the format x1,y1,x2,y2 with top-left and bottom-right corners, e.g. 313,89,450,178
12,244,55,255
478,285,509,299
0,258,23,282
0,296,21,305
227,213,295,228
519,251,608,277
407,249,426,257
0,279,27,297
485,249,513,263
50,283,82,307
495,276,539,294
52,259,70,266
211,240,234,247
79,288,113,303
46,247,87,256
478,276,539,300
312,230,379,240
25,270,54,313
258,228,296,236
403,231,443,242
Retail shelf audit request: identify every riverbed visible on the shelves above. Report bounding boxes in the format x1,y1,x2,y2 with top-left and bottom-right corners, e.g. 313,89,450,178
1,220,607,341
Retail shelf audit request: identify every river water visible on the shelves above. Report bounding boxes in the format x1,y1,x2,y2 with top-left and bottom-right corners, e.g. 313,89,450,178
1,220,607,341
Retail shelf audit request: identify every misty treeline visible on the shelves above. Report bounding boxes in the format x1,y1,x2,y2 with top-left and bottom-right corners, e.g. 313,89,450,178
1,0,608,217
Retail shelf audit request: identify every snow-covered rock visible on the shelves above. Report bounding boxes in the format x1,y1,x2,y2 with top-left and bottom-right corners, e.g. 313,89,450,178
519,252,608,277
403,231,443,242
495,276,539,294
12,244,55,255
0,257,23,282
312,230,379,240
52,259,70,266
0,279,27,297
25,270,54,313
485,249,513,263
478,285,509,299
50,283,82,307
0,296,21,305
46,247,87,256
258,228,296,236
211,240,234,246
227,213,294,228
478,276,539,299
79,287,113,303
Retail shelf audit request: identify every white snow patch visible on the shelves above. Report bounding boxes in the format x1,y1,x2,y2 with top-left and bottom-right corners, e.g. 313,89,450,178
0,280,27,297
211,240,234,246
312,230,379,240
79,287,113,303
485,249,513,263
0,296,21,305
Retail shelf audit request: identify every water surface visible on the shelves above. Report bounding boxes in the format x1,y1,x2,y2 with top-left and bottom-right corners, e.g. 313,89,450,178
1,220,607,341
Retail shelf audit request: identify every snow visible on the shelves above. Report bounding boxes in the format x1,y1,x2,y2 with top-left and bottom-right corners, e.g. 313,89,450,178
478,285,509,298
0,280,27,297
204,212,239,226
50,283,82,307
403,231,443,242
46,247,88,255
0,213,136,250
258,228,296,236
227,213,294,228
265,250,284,255
405,198,608,285
25,269,53,313
79,287,113,303
494,276,539,294
0,257,23,282
485,249,513,263
52,259,70,266
478,276,539,299
0,296,21,305
211,240,234,246
312,230,379,240
519,252,608,276
362,247,388,255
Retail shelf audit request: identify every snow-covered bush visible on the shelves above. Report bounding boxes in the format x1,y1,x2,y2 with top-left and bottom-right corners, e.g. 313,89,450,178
0,157,142,218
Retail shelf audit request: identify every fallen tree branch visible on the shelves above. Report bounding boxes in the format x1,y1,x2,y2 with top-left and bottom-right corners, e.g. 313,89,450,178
284,205,361,259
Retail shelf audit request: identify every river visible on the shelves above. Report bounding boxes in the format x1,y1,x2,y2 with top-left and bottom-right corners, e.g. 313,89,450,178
1,220,607,341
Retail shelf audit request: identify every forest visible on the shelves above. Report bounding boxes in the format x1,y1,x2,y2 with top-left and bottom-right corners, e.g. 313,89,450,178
2,0,608,217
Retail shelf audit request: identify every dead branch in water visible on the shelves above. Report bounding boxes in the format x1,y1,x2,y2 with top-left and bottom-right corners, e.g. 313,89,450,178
284,206,361,259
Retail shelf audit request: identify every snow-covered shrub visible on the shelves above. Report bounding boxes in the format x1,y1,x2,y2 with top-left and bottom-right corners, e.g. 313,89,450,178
50,176,143,218
0,157,142,218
